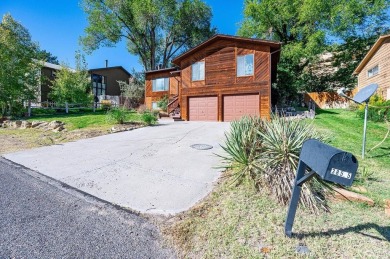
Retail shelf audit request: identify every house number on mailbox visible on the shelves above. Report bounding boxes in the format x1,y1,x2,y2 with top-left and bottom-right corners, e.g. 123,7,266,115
330,168,352,179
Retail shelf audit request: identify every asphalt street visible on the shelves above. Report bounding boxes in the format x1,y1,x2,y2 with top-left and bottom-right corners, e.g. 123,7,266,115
0,158,175,258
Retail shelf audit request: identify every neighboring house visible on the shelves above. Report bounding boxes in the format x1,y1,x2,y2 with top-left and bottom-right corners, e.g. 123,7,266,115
145,34,281,121
88,66,132,98
38,62,65,103
353,34,390,100
37,63,132,104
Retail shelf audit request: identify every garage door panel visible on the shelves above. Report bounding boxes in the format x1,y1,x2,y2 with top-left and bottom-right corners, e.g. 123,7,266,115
223,94,260,122
189,96,218,121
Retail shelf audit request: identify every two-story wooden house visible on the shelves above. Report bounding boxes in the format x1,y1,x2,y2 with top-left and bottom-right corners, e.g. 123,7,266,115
353,34,390,100
145,34,281,121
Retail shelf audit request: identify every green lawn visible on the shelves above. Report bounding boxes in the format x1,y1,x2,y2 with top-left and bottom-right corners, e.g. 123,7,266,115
164,109,390,258
27,110,143,131
313,109,390,203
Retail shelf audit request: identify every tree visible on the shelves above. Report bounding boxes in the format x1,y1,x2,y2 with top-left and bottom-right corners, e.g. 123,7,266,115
38,49,59,65
118,70,145,108
80,0,216,71
239,0,390,104
0,14,41,116
50,51,93,105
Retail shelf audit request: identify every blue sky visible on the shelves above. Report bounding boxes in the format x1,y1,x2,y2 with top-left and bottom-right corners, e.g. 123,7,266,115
0,0,245,72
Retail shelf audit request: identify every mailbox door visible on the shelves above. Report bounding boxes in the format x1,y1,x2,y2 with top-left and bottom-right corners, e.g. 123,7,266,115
325,153,358,186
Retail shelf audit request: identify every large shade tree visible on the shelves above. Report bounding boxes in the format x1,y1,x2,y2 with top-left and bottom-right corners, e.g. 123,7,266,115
81,0,216,71
0,14,41,116
239,0,390,104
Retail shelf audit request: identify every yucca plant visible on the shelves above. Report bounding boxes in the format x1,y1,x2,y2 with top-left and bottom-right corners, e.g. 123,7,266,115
218,116,263,184
257,115,328,212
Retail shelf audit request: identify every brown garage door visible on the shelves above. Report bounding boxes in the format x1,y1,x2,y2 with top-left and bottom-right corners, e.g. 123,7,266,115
223,94,259,122
189,96,218,121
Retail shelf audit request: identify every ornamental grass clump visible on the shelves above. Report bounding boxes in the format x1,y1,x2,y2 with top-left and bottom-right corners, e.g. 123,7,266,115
218,116,264,184
219,115,328,212
258,115,328,212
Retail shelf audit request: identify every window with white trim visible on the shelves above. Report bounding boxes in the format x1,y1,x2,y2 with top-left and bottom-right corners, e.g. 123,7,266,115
192,61,205,81
152,78,169,91
237,54,254,76
367,65,379,78
152,102,159,110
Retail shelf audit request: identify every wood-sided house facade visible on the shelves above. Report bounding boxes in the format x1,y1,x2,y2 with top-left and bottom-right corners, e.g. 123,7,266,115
353,34,390,100
145,34,281,121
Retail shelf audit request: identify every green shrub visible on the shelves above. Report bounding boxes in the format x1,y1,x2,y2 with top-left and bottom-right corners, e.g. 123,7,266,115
141,110,158,125
157,95,169,111
106,107,128,124
356,94,390,122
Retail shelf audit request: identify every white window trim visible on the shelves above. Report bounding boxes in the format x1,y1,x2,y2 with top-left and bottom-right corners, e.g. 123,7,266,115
367,65,379,78
237,54,254,77
152,78,169,92
191,61,205,81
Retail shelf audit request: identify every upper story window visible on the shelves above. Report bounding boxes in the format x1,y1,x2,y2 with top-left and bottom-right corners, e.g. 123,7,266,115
237,54,254,77
367,65,379,78
152,78,169,91
192,61,205,81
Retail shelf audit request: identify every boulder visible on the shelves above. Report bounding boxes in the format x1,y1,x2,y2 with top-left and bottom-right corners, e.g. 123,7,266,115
334,187,374,206
11,120,22,128
31,121,45,128
20,121,32,129
48,120,63,130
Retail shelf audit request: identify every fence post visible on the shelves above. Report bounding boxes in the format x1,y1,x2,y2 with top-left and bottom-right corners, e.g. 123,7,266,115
27,100,31,117
93,102,96,112
65,102,69,114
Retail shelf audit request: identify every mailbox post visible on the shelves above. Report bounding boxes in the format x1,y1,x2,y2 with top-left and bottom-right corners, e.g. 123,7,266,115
285,139,358,237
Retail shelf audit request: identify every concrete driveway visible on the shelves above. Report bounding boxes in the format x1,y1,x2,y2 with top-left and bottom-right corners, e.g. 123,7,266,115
4,120,230,215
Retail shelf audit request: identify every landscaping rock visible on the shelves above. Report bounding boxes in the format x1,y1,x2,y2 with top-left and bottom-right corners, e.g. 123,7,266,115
11,120,22,128
334,187,374,206
31,121,45,128
0,119,65,132
48,120,63,130
20,121,32,129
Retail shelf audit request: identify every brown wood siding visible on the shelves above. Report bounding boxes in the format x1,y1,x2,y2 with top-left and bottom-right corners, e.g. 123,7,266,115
205,47,236,85
357,38,390,100
145,70,177,109
177,40,272,121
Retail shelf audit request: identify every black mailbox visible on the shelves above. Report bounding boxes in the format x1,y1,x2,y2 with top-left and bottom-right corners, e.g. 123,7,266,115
285,139,358,237
299,139,358,186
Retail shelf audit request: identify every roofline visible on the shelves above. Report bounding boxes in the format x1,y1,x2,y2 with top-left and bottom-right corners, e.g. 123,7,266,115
353,34,390,75
39,61,76,72
145,67,179,74
172,34,282,65
88,66,132,77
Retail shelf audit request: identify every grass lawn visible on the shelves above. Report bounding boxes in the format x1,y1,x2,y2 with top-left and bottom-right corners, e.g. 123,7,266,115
163,109,390,258
0,110,145,155
26,110,143,131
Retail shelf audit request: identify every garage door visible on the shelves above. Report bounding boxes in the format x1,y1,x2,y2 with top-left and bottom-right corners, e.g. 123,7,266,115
189,96,218,121
223,94,259,122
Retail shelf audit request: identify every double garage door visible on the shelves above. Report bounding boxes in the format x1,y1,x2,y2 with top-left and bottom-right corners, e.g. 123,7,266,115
189,94,259,122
